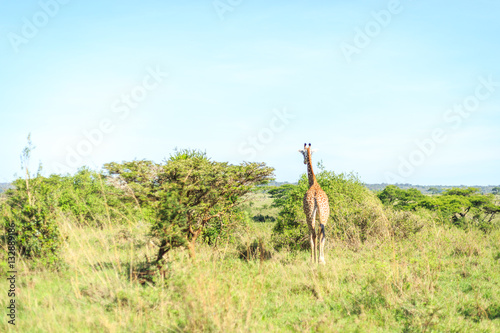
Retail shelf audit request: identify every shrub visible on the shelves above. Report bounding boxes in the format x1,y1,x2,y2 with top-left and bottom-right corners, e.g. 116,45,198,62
201,209,252,247
0,135,63,268
56,168,136,227
252,214,276,222
1,176,63,268
383,209,425,239
0,164,142,268
4,168,140,229
238,238,272,261
271,171,393,250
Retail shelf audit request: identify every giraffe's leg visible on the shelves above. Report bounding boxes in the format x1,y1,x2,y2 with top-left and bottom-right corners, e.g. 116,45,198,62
319,223,326,264
305,215,315,263
318,207,328,265
312,207,318,263
309,228,316,263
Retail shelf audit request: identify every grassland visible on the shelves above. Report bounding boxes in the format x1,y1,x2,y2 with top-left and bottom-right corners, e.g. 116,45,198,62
2,193,499,332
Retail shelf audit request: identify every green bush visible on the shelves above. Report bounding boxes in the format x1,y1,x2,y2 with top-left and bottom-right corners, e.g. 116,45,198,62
4,168,141,229
271,171,395,250
1,177,63,268
383,208,426,239
201,209,252,247
56,168,140,227
252,214,276,222
0,165,145,268
378,185,500,232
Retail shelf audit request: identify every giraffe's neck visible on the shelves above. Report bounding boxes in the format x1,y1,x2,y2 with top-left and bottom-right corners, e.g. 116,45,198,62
306,150,316,187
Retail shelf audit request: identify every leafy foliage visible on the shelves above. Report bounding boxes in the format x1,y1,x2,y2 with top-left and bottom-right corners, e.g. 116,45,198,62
427,187,441,195
1,136,63,267
56,168,136,227
377,185,425,210
1,166,146,267
2,177,63,267
202,209,252,246
151,150,274,261
252,214,276,222
103,160,162,208
378,186,500,232
271,170,394,249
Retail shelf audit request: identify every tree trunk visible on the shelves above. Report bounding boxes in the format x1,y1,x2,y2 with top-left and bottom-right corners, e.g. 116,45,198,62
187,229,202,259
187,241,196,259
156,239,169,264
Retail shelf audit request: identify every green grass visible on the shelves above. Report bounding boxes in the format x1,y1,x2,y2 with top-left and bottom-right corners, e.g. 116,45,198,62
2,200,500,332
241,192,279,221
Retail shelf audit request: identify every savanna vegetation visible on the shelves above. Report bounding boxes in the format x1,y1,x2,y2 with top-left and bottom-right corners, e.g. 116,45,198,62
1,142,499,332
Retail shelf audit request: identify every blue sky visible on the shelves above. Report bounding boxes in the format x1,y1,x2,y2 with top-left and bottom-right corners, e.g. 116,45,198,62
0,0,499,185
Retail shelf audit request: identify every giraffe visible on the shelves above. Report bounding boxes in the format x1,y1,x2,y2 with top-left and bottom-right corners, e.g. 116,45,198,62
299,143,330,264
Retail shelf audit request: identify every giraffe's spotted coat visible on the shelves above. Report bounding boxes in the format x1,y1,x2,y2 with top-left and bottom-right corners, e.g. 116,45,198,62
299,144,330,264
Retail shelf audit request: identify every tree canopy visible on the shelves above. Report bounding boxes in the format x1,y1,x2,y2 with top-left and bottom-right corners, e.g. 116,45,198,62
377,186,500,232
106,150,274,262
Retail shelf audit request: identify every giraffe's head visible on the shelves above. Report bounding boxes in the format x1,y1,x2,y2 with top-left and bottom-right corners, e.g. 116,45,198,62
298,143,316,164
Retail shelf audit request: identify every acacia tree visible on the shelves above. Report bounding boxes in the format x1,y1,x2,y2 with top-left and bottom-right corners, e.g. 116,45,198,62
104,160,162,207
152,150,274,262
379,186,500,231
377,185,424,210
427,187,441,195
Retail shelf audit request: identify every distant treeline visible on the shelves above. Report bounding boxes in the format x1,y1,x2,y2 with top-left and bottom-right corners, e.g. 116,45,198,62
364,183,500,195
2,181,499,195
264,182,499,194
0,183,12,194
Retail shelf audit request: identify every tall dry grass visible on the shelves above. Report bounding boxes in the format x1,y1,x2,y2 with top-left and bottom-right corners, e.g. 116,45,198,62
2,212,499,332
